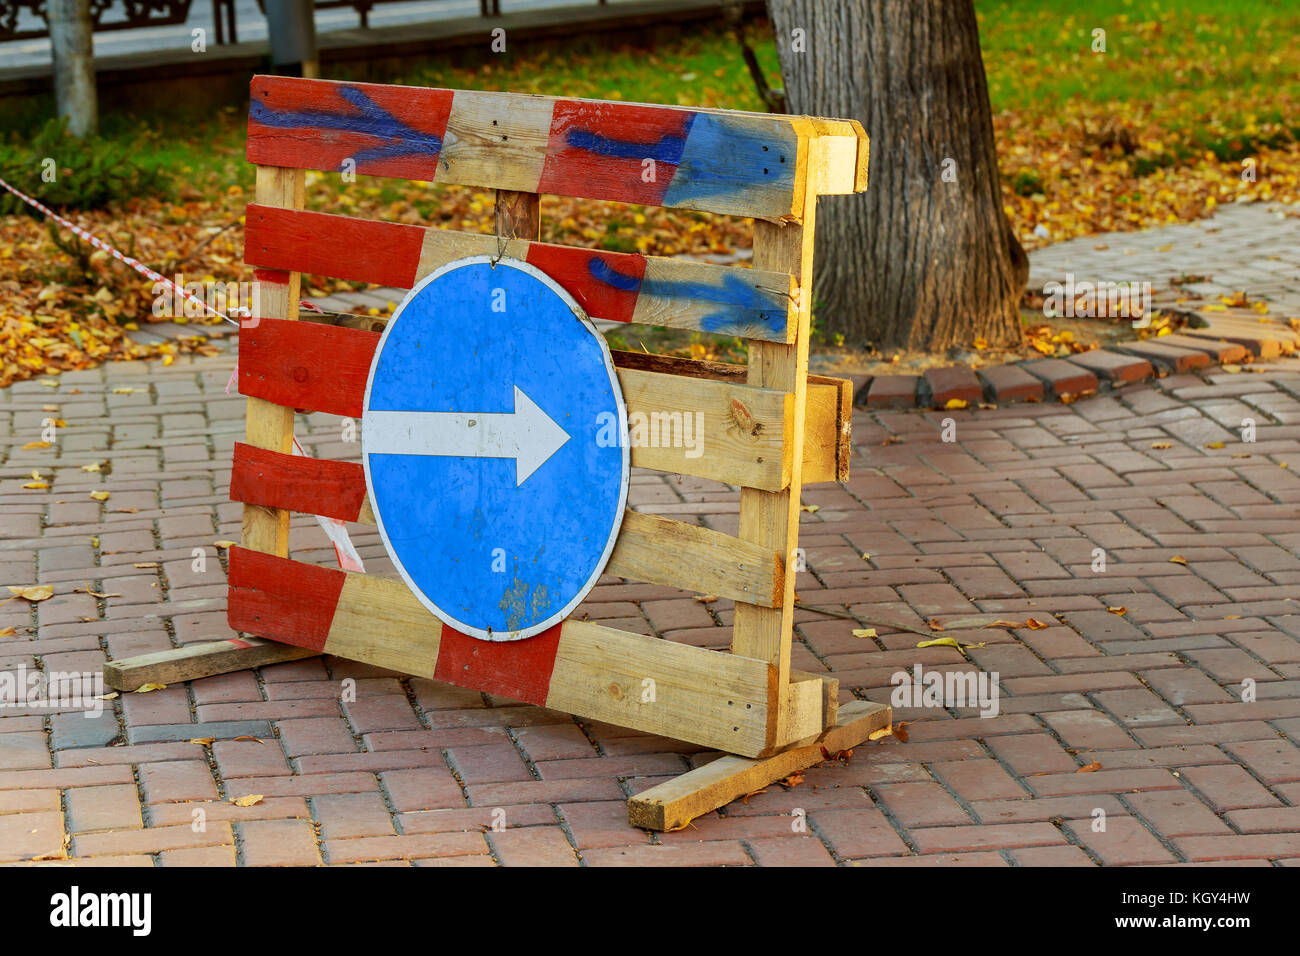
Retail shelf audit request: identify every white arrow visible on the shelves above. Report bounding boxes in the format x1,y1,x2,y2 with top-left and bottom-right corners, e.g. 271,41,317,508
364,386,571,486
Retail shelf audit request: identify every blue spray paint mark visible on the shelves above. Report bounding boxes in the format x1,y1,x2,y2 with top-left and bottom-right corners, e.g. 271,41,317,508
587,258,642,293
663,113,796,206
640,271,787,337
251,85,443,170
565,128,689,167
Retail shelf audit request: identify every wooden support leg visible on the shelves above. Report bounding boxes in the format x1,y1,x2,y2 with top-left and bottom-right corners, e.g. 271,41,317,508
103,638,318,692
627,699,892,831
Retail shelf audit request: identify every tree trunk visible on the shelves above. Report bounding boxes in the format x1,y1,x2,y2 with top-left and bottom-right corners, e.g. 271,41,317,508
48,0,98,138
765,0,1027,352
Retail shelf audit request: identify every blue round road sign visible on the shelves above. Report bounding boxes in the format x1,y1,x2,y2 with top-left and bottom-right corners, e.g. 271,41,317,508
362,256,630,642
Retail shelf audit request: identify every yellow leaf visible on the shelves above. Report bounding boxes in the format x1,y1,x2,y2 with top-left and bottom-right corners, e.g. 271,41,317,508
945,398,968,410
1221,365,1242,374
188,738,216,747
694,594,718,604
1150,442,1172,449
80,461,103,473
213,540,237,549
231,794,264,807
916,636,987,656
852,628,878,639
7,585,53,602
1107,606,1127,616
1169,555,1188,565
800,504,820,513
134,682,167,693
88,490,110,501
1204,441,1226,449
867,725,894,741
133,562,159,569
162,354,175,366
0,627,15,637
1025,618,1048,630
21,441,51,450
21,481,49,489
1076,761,1103,773
111,387,137,394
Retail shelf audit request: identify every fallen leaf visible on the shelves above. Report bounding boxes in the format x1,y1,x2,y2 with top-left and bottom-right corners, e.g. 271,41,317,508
1076,761,1103,773
868,724,894,741
7,585,53,602
852,627,878,639
0,627,14,637
188,738,216,747
95,692,119,701
1150,442,1173,449
1221,364,1242,373
21,481,49,490
21,441,51,450
1169,555,1188,565
894,721,910,742
213,540,237,549
133,682,166,693
88,490,110,501
111,387,137,394
1107,606,1127,616
926,618,946,631
1204,441,1226,449
800,503,820,513
694,594,718,604
917,636,987,656
780,771,805,788
230,794,264,807
80,461,104,473
945,398,968,410
133,562,159,569
1024,618,1048,630
73,586,120,599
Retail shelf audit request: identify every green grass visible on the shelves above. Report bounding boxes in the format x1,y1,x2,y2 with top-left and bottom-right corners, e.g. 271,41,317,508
978,0,1300,130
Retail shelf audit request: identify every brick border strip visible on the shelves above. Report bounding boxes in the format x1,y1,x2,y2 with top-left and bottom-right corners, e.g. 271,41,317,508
857,318,1296,410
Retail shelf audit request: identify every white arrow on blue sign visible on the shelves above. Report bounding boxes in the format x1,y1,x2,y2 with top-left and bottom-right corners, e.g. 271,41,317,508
361,256,630,642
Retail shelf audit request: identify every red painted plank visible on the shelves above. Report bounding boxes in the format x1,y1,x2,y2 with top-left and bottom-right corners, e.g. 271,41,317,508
245,204,423,289
248,76,454,182
227,547,346,652
524,242,645,324
434,623,563,707
229,442,367,522
239,318,377,418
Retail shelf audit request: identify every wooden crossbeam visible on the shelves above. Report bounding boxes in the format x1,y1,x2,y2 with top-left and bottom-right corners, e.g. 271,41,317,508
245,204,798,342
103,638,317,692
627,699,892,831
246,76,866,220
236,317,797,491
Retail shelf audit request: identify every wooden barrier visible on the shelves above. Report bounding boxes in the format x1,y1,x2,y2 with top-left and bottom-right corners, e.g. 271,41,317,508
103,77,889,830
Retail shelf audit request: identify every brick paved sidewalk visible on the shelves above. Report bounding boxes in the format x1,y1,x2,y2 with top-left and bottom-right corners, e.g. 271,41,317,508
3,345,1298,866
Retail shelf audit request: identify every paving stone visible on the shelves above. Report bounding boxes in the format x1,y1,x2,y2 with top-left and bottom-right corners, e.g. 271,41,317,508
1066,348,1154,383
1020,358,1099,398
126,720,273,744
923,366,984,408
1115,339,1213,372
866,375,921,409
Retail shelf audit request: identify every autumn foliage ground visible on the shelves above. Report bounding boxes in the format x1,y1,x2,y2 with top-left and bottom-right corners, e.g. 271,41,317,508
0,0,1296,387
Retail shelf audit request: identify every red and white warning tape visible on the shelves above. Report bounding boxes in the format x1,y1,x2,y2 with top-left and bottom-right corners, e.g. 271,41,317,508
1,175,365,573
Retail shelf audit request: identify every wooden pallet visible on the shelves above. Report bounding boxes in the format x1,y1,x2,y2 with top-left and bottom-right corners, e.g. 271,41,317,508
103,77,884,827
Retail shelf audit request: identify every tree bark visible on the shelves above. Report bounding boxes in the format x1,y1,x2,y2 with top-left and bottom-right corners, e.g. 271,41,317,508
48,0,98,138
765,0,1027,352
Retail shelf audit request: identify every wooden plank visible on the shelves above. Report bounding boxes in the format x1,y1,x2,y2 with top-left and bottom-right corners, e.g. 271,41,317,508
244,203,795,342
610,510,782,607
237,318,795,491
228,444,784,607
242,165,304,557
225,547,775,756
627,699,892,831
102,638,317,692
784,669,830,745
731,122,819,750
246,76,855,220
